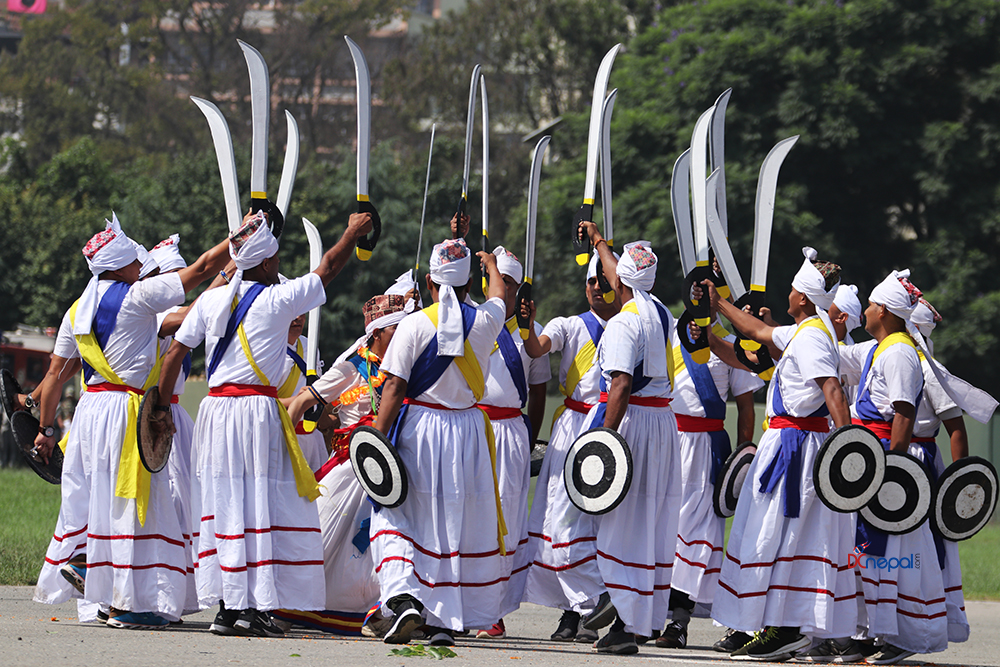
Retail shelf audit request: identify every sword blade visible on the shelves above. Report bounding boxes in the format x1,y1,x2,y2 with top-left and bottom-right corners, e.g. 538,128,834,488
238,40,270,201
690,106,715,266
525,135,551,283
191,97,242,233
275,110,299,219
670,148,695,276
706,168,746,299
599,89,618,247
302,217,323,373
709,88,732,236
415,124,436,273
345,36,372,200
751,135,799,291
461,64,482,201
583,44,621,204
481,75,490,251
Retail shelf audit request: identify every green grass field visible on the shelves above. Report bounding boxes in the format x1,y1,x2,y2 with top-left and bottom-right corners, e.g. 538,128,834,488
2,466,999,600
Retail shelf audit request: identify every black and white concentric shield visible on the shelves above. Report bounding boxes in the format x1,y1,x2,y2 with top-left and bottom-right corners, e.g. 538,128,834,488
563,427,633,515
350,425,408,508
1,368,23,420
860,452,933,535
814,425,886,513
713,441,756,518
931,456,998,541
11,410,62,485
137,386,173,474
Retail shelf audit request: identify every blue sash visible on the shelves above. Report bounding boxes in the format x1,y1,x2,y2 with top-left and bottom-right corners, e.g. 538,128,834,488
206,283,267,382
287,346,307,374
588,301,672,430
496,324,528,409
82,282,131,383
181,351,192,381
405,302,477,399
579,311,605,348
679,341,731,481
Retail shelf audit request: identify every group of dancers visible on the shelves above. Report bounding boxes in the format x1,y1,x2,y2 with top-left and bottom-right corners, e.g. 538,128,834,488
10,194,991,666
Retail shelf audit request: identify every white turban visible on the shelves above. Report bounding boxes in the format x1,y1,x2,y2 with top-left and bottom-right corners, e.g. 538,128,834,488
791,247,840,311
833,284,862,334
149,234,187,273
617,240,667,378
429,238,472,357
868,269,920,322
492,246,523,283
911,298,941,340
74,213,140,336
210,211,280,337
385,269,422,313
134,242,159,279
587,249,621,282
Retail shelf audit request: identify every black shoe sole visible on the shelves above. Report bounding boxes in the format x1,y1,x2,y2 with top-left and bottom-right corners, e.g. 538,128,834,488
384,609,423,645
582,601,617,631
209,623,246,636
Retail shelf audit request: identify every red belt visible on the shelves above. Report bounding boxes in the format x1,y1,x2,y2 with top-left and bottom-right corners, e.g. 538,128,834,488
852,418,891,440
86,382,143,395
208,383,278,398
675,414,725,432
599,392,672,408
476,405,524,421
170,395,179,404
403,397,464,411
911,435,937,444
563,397,594,414
770,415,830,433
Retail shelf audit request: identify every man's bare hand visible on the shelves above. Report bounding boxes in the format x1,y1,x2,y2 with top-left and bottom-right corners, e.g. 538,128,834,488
519,298,536,324
347,212,373,240
33,432,56,465
687,321,702,342
149,411,176,439
451,212,471,239
758,307,777,327
476,250,498,272
578,220,602,245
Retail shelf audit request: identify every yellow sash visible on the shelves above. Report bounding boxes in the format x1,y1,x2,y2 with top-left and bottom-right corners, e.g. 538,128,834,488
874,331,916,361
422,302,507,553
277,339,304,399
233,299,320,502
763,317,836,431
69,299,162,526
622,301,675,386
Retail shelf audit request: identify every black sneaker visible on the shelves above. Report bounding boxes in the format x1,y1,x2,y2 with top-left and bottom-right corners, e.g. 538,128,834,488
574,621,598,644
582,592,617,631
715,628,753,653
384,600,423,645
550,610,579,641
735,626,809,662
865,644,915,665
593,627,639,655
427,627,455,647
234,609,284,638
635,629,660,645
793,638,863,663
655,621,687,648
209,603,244,636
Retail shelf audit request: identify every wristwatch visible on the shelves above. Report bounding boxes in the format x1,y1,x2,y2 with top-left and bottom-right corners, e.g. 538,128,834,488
38,425,55,438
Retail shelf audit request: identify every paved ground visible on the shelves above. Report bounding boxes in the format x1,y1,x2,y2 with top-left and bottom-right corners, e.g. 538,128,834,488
2,586,998,666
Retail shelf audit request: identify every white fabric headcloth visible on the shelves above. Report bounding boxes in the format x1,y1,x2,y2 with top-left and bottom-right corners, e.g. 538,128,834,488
134,242,159,279
617,240,667,378
833,284,862,333
149,234,187,273
492,246,523,284
791,246,840,311
73,213,140,336
429,238,472,357
385,269,422,313
209,211,279,337
587,249,621,281
868,269,920,322
910,298,940,340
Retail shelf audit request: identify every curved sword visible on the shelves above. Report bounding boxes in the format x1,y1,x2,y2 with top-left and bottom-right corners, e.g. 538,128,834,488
275,110,299,220
301,217,324,433
516,135,551,339
670,149,695,276
706,168,746,299
345,35,381,260
415,124,436,274
750,135,799,300
457,64,482,224
238,40,270,208
190,97,242,233
572,43,621,265
480,74,490,294
709,88,732,236
596,88,618,303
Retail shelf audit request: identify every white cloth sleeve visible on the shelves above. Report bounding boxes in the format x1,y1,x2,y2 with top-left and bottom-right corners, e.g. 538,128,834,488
540,317,568,354
795,328,839,382
771,324,797,352
132,272,185,315
173,295,208,349
600,314,641,376
52,310,81,360
310,360,357,405
527,322,552,385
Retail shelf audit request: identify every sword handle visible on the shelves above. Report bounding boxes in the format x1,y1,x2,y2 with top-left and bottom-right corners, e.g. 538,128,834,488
455,196,468,236
680,265,714,365
730,291,775,379
481,230,490,296
677,309,711,365
251,198,285,241
356,199,381,261
572,203,593,266
515,281,532,340
302,371,321,433
708,248,730,300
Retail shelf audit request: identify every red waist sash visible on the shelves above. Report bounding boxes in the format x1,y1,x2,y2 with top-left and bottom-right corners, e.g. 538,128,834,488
86,382,143,395
476,405,524,421
170,395,179,404
598,392,672,408
675,414,725,432
402,397,469,411
852,418,891,440
769,415,830,433
208,383,278,398
563,397,594,414
911,435,937,444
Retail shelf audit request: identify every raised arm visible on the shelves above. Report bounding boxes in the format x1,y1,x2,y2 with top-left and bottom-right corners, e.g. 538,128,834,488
176,238,231,293
706,280,777,349
478,251,505,302
315,212,374,287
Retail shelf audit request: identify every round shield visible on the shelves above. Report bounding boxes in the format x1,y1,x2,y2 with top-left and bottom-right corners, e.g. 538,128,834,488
530,439,548,478
349,425,408,508
137,386,174,473
860,452,933,535
931,456,999,541
563,427,633,515
714,441,756,518
1,368,24,420
814,425,886,513
11,410,62,485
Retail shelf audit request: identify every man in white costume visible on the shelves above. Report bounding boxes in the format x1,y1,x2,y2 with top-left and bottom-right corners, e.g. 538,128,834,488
277,312,327,471
573,222,682,656
521,251,620,644
370,238,508,647
474,246,550,639
829,284,864,408
704,247,854,661
274,293,408,636
32,215,230,629
154,208,372,637
657,309,762,649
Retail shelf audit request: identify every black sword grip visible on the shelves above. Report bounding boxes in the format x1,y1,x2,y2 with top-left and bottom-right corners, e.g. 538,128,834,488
455,197,468,237
356,199,381,261
572,203,594,266
515,281,533,340
677,309,710,364
303,373,323,424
